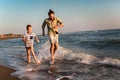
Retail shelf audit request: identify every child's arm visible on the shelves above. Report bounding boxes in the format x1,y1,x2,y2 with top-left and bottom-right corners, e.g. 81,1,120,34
22,35,27,43
35,35,40,43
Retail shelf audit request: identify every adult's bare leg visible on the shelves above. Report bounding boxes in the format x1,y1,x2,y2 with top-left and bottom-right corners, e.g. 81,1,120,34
50,43,55,63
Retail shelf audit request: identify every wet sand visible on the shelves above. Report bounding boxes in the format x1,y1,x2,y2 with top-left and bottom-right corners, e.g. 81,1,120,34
0,65,20,80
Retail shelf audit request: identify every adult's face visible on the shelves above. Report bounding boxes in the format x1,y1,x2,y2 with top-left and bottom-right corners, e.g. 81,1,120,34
49,13,55,20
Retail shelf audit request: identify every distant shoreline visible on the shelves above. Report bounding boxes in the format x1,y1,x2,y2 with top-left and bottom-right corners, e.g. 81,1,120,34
0,34,22,40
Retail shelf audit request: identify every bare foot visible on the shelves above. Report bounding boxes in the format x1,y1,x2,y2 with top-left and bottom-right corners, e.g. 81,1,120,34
50,60,55,65
27,61,31,64
36,60,41,65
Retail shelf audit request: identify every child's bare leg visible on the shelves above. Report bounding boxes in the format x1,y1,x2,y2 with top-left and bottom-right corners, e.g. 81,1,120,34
26,47,31,63
30,46,40,64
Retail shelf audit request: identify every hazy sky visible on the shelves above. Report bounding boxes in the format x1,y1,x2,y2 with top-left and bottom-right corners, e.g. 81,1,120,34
0,0,120,34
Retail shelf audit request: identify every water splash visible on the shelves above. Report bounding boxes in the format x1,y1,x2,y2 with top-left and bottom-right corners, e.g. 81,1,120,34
8,40,120,80
37,40,120,68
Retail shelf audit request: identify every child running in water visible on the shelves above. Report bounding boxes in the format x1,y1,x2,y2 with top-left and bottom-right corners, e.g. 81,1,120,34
22,24,40,64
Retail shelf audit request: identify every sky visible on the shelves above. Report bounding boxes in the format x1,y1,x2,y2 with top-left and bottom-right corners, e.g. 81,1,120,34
0,0,120,34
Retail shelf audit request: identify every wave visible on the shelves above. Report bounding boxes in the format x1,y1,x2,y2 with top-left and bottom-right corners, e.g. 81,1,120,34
37,40,120,68
79,39,120,44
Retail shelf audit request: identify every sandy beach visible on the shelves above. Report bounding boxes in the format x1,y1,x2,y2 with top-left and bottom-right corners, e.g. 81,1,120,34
0,35,21,80
0,65,20,80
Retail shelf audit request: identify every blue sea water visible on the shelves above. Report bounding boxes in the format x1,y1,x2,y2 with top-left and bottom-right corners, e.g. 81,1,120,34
59,29,120,59
0,29,120,80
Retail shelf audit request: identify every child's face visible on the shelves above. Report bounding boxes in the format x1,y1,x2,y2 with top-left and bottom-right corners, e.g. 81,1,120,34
27,27,32,33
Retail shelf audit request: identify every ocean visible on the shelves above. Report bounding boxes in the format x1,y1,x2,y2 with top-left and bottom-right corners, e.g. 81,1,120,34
0,29,120,80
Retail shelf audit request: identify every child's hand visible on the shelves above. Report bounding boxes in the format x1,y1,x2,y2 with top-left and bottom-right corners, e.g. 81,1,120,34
25,39,29,44
37,40,40,44
25,40,28,44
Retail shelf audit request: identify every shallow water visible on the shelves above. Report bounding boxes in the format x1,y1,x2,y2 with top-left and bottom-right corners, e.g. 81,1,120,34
0,29,120,80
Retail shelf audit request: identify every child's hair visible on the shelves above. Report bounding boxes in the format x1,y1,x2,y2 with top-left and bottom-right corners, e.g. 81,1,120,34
26,24,32,30
48,9,55,16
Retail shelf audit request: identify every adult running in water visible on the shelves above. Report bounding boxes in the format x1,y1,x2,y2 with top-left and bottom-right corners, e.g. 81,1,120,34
42,9,64,64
